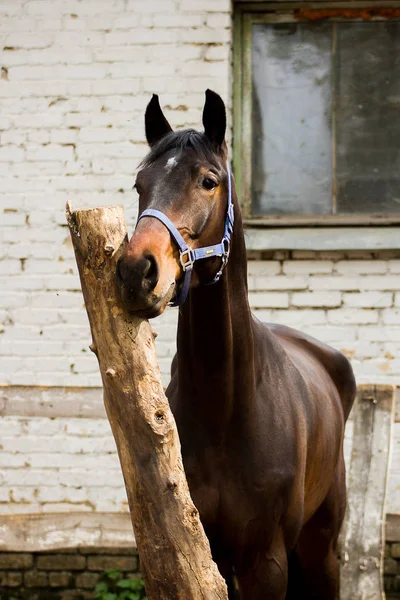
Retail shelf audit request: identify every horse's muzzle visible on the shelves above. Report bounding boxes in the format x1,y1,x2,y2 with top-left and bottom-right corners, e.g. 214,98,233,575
116,253,159,312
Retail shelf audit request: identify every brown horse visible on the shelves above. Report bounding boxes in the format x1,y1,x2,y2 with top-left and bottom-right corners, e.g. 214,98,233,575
117,90,356,599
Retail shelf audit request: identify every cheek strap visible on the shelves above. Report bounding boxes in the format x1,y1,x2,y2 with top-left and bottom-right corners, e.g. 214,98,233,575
136,162,234,307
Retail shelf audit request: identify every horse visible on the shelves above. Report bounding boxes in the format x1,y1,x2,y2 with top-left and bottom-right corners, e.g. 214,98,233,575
116,89,356,599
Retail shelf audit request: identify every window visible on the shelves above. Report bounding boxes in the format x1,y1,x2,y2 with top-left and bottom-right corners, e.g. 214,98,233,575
234,5,400,226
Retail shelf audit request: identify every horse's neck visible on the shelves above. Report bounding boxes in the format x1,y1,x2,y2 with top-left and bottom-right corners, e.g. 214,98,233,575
176,207,255,432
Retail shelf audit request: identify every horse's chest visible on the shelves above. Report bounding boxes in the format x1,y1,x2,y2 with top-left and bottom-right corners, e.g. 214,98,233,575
182,452,222,529
182,447,274,538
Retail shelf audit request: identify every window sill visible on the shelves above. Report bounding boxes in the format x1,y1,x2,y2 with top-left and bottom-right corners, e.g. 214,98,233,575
244,226,400,251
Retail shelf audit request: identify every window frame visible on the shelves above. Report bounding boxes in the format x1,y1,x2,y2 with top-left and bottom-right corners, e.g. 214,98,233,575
233,1,400,228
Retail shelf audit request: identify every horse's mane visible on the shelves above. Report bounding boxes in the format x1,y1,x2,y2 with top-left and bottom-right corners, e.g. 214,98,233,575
139,129,219,169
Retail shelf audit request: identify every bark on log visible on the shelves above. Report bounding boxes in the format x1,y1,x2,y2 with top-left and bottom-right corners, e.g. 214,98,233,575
66,203,228,600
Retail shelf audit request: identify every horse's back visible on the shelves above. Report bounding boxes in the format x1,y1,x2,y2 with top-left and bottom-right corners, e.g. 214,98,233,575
266,321,356,421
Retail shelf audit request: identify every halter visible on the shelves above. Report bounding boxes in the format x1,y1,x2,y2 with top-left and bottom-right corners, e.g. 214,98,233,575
136,162,234,307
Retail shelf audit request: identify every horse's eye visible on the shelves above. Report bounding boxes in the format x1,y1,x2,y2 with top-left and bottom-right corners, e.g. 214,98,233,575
202,178,217,191
133,183,141,195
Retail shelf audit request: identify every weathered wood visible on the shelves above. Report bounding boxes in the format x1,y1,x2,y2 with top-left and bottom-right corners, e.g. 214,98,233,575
340,384,395,600
66,204,228,600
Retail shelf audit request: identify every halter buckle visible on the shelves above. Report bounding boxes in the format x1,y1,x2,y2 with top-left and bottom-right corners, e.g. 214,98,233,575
180,248,194,272
222,237,231,262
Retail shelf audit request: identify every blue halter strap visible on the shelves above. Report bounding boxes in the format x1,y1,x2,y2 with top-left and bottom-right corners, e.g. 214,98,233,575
136,162,234,307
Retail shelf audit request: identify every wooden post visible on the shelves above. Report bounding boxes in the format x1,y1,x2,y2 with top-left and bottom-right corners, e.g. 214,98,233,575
66,203,228,600
340,384,395,600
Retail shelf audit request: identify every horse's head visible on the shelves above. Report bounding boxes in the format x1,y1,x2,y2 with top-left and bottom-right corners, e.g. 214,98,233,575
117,89,232,318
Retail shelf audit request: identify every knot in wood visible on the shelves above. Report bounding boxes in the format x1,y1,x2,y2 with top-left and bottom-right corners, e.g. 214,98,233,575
154,410,165,423
106,368,116,378
104,243,114,256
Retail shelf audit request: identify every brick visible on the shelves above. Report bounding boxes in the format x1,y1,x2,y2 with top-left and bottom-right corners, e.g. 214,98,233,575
0,553,33,569
343,292,393,308
392,543,400,558
385,558,399,575
359,276,400,291
49,571,72,587
327,309,378,325
334,260,387,274
79,547,137,556
247,260,280,276
388,260,400,273
180,0,230,11
309,276,360,291
269,309,327,327
87,555,138,571
0,571,23,586
283,261,333,275
75,571,99,589
249,292,289,308
37,555,86,571
24,570,49,587
249,276,308,291
291,292,341,308
382,310,400,325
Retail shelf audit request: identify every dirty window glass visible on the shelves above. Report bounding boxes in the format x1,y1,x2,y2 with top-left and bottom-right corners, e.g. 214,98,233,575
252,21,400,216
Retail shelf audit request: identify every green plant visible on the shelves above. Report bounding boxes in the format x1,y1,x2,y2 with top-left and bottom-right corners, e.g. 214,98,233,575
94,569,147,600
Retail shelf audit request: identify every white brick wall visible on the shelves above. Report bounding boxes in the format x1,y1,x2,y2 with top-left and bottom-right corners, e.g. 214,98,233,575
0,414,397,516
0,0,231,387
1,1,400,526
248,254,400,384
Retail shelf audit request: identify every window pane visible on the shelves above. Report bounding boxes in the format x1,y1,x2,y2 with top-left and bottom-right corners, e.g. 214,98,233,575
252,23,332,216
336,23,400,213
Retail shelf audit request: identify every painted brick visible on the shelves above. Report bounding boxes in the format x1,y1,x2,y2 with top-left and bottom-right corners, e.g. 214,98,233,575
388,260,400,273
249,292,289,308
382,309,400,325
343,292,393,308
335,260,388,274
327,309,379,325
247,261,281,277
291,292,341,308
1,0,400,522
309,276,360,291
249,276,308,291
283,261,333,275
357,326,400,342
359,276,400,291
269,309,327,327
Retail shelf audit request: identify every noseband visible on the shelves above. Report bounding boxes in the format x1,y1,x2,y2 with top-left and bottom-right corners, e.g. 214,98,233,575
136,162,234,307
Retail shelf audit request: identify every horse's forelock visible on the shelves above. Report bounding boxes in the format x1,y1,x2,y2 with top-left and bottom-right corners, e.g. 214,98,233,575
138,129,218,170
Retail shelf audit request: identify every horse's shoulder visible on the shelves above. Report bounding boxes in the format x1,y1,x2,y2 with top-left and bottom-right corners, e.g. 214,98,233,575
264,322,356,414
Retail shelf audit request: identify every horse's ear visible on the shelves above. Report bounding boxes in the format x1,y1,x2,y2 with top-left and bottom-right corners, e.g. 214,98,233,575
145,94,173,147
202,89,226,150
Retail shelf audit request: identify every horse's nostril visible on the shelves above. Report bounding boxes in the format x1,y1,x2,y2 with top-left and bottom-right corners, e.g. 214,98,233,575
143,253,159,290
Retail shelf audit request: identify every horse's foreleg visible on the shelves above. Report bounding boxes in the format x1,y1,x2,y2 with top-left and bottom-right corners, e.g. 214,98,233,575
236,532,288,600
215,558,239,600
288,457,346,600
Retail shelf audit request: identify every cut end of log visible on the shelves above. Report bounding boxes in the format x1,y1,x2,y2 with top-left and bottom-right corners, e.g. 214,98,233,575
65,201,80,238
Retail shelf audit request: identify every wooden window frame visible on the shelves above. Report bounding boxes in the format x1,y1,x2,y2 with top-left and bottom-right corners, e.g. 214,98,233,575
233,1,400,228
